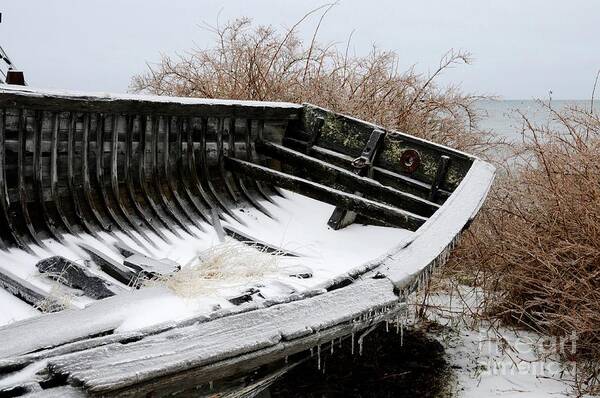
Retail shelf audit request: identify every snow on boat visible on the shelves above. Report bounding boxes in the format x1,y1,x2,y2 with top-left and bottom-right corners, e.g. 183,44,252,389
0,85,494,397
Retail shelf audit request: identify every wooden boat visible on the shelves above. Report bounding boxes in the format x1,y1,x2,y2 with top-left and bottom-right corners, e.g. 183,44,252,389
0,85,494,397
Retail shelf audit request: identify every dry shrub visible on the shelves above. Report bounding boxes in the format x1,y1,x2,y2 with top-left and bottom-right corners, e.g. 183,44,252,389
131,14,499,156
447,103,600,391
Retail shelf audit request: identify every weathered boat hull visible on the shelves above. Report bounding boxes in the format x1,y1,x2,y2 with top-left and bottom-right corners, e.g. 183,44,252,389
0,86,494,397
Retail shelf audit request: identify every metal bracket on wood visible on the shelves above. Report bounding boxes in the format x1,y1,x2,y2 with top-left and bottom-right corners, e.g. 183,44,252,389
328,128,386,230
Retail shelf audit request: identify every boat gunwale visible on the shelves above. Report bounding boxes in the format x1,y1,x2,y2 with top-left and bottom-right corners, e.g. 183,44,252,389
0,85,302,120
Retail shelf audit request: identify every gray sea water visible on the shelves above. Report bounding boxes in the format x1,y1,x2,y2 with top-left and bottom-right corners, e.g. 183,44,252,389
475,100,599,142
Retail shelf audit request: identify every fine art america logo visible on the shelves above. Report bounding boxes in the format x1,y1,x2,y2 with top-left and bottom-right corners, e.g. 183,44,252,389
475,331,578,377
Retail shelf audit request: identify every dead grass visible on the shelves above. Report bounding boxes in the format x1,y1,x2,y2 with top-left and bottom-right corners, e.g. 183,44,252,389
32,267,79,312
146,240,279,297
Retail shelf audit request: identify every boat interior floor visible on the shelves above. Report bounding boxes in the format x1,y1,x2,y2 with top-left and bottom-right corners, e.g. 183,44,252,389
0,190,411,330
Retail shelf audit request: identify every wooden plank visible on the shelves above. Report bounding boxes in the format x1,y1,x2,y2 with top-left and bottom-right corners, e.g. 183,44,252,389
172,117,211,224
78,243,136,285
301,104,473,193
150,115,195,236
253,120,278,204
124,115,171,243
0,283,317,370
224,157,427,231
22,386,86,398
223,225,300,257
17,109,45,248
0,267,47,308
181,117,218,223
0,108,29,250
152,117,193,233
430,155,450,201
163,116,207,231
36,256,116,300
238,119,277,217
137,115,183,238
0,87,301,121
33,111,63,241
198,117,242,223
94,113,147,248
327,128,386,230
67,112,99,237
50,112,76,235
81,113,111,231
306,143,452,201
0,287,176,358
108,114,157,248
109,303,403,397
217,117,239,203
257,141,439,217
46,278,398,394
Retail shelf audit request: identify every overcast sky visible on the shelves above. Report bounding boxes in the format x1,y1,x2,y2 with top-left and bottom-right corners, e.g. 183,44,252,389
2,0,599,99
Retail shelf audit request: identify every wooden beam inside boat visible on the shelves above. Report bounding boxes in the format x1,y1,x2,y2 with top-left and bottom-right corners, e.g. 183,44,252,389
282,136,452,203
224,157,427,230
256,140,440,217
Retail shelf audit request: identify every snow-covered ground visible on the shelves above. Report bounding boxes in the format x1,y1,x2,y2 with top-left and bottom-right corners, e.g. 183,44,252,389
420,284,584,397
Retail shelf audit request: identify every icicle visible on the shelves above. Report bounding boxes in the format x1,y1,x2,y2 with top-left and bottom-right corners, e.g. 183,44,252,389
351,332,355,355
209,381,213,390
396,316,400,334
310,347,314,357
317,344,321,370
285,355,288,364
386,320,389,333
359,339,364,356
339,337,342,348
400,318,404,346
331,340,334,354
